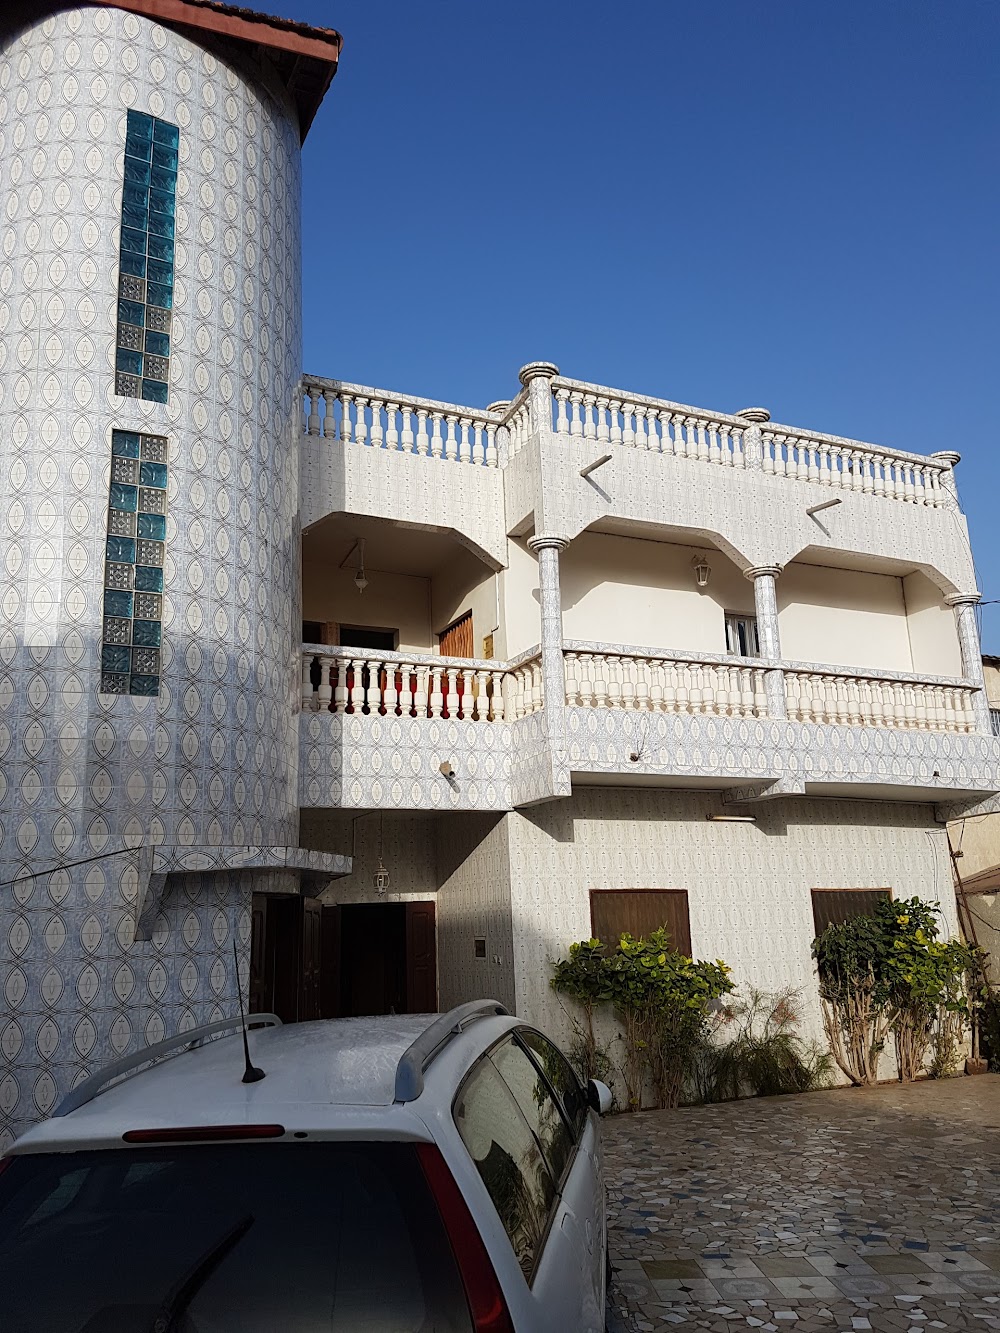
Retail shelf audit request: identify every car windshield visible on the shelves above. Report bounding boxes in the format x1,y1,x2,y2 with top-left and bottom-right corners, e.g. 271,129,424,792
0,1142,472,1333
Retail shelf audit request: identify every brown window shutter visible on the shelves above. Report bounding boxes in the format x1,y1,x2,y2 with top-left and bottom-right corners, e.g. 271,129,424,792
811,888,891,936
439,611,473,658
589,890,692,956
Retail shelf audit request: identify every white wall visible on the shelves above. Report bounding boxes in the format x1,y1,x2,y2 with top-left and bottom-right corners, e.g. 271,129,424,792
903,572,963,677
302,567,433,653
777,563,912,670
560,532,754,653
436,815,515,1012
503,538,541,657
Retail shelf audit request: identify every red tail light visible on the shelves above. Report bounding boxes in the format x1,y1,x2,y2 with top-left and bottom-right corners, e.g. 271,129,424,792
123,1124,285,1143
417,1142,514,1333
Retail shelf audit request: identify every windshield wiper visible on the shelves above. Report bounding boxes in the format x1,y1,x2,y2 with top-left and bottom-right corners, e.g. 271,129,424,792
152,1213,255,1333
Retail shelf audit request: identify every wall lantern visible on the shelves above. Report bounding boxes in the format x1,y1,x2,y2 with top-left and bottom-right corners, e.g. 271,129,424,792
354,538,368,593
691,554,712,588
373,857,390,894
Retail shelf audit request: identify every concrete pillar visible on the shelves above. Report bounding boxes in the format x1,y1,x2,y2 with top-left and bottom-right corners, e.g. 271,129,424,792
519,361,560,438
946,593,992,733
745,564,787,719
736,407,770,472
929,450,961,509
528,534,570,759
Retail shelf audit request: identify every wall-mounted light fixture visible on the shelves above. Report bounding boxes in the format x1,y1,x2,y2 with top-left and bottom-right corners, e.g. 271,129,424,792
439,760,455,778
354,538,368,593
706,813,757,823
691,554,712,588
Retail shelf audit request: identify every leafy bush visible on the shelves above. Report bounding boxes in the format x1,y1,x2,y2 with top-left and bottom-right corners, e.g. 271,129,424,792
696,988,833,1102
812,896,975,1085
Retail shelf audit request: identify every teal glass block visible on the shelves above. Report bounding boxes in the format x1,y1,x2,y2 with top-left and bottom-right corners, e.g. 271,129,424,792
119,250,146,278
145,283,172,310
123,182,149,211
125,134,152,162
144,330,169,357
132,619,162,647
151,142,178,171
149,188,176,218
120,227,146,255
150,166,176,193
122,204,148,231
124,156,151,187
103,589,133,617
146,259,173,286
139,461,167,489
127,110,154,139
111,431,141,458
153,119,179,147
109,482,137,512
141,379,169,405
130,674,160,697
106,535,136,563
147,234,174,263
101,644,131,673
134,565,163,592
137,512,166,540
147,211,174,240
118,299,145,327
116,348,143,376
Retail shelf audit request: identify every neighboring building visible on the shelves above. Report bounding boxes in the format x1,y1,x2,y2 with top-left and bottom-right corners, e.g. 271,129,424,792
1,1,999,1145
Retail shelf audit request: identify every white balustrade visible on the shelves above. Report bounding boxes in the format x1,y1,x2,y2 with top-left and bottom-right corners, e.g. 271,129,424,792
564,650,768,718
783,669,978,733
301,647,541,722
550,377,949,506
301,378,500,468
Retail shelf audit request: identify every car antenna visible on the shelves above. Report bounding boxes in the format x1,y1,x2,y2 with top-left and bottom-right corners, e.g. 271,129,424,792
233,937,266,1084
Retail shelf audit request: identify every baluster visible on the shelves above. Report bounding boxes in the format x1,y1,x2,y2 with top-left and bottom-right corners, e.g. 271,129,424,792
633,405,648,451
602,399,619,445
428,666,444,718
352,397,368,447
363,658,380,713
901,460,915,503
531,661,544,713
444,415,458,461
707,422,722,466
314,654,331,712
564,652,580,706
635,658,652,710
301,655,315,709
383,659,398,716
731,425,747,469
582,394,597,440
845,679,862,726
458,667,474,718
411,663,428,718
596,396,610,442
472,668,487,720
793,437,808,482
569,391,583,437
305,385,320,436
621,405,635,448
384,402,399,451
649,659,665,711
338,391,353,444
651,409,668,456
318,388,334,440
592,655,608,708
369,398,384,449
330,658,347,714
415,409,430,456
470,421,484,465
430,412,444,459
344,658,362,713
692,419,707,462
815,442,830,485
485,422,498,468
665,664,682,713
554,387,570,435
860,452,875,495
805,441,819,483
400,405,414,454
605,656,622,708
457,417,471,463
760,429,776,474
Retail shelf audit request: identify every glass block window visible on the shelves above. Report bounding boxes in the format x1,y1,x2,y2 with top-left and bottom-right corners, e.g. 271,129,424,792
100,430,168,697
115,110,178,404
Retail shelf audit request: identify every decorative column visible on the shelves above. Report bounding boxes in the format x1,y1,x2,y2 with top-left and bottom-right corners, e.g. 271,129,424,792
946,593,992,733
745,565,787,719
735,407,770,471
519,361,560,438
528,533,571,764
929,450,961,509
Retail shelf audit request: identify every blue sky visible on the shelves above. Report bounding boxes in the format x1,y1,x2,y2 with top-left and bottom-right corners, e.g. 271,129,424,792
288,0,999,650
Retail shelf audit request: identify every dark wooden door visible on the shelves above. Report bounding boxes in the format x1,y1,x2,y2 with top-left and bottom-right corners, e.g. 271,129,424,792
249,894,271,1014
405,901,438,1014
320,906,341,1019
301,897,322,1021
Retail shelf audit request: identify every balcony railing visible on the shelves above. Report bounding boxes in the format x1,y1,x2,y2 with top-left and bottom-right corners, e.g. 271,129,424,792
564,648,768,718
301,645,542,722
784,668,978,733
549,376,951,507
300,376,502,468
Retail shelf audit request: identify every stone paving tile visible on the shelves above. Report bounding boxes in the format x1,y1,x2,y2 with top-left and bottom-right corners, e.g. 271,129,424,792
605,1074,1000,1331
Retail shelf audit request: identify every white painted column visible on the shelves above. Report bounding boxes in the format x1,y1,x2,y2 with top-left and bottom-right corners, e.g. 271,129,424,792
519,360,560,438
929,449,961,509
745,564,787,719
528,533,570,759
946,593,992,733
735,406,770,471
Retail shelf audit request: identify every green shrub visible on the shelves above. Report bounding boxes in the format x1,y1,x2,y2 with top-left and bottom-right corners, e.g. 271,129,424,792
696,988,832,1102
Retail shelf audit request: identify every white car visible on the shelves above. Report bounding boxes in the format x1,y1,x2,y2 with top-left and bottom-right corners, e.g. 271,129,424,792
0,1000,612,1332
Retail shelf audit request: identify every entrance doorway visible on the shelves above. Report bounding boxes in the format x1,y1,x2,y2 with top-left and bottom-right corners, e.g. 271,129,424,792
249,896,437,1022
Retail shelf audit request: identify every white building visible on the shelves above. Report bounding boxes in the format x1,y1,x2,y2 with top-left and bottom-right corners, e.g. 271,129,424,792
1,0,997,1145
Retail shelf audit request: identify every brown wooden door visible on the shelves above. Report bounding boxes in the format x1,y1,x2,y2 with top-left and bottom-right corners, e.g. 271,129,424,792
320,906,341,1019
249,894,271,1015
301,897,322,1021
439,611,473,658
405,901,438,1013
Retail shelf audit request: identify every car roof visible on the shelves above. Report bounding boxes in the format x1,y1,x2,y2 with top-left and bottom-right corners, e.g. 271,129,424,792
11,1011,520,1152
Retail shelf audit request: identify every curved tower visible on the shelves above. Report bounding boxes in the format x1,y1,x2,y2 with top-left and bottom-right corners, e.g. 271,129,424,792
0,1,341,1144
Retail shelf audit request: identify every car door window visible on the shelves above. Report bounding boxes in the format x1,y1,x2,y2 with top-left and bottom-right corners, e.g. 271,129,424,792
454,1057,555,1280
489,1036,575,1187
518,1029,588,1141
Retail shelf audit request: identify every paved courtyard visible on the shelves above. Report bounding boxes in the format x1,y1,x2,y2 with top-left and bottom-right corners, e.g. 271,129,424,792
605,1075,1000,1332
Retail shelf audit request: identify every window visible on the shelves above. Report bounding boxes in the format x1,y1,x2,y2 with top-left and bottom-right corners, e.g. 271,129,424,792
725,612,760,658
338,625,397,651
454,1055,555,1280
100,429,168,697
811,888,891,936
115,110,178,404
490,1035,575,1187
518,1028,588,1142
991,708,1000,739
590,889,691,956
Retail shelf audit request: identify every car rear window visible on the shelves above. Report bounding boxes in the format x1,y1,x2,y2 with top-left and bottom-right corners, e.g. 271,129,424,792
0,1142,473,1333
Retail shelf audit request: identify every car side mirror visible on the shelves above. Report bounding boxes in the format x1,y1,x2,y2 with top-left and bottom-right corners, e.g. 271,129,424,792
586,1079,613,1115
